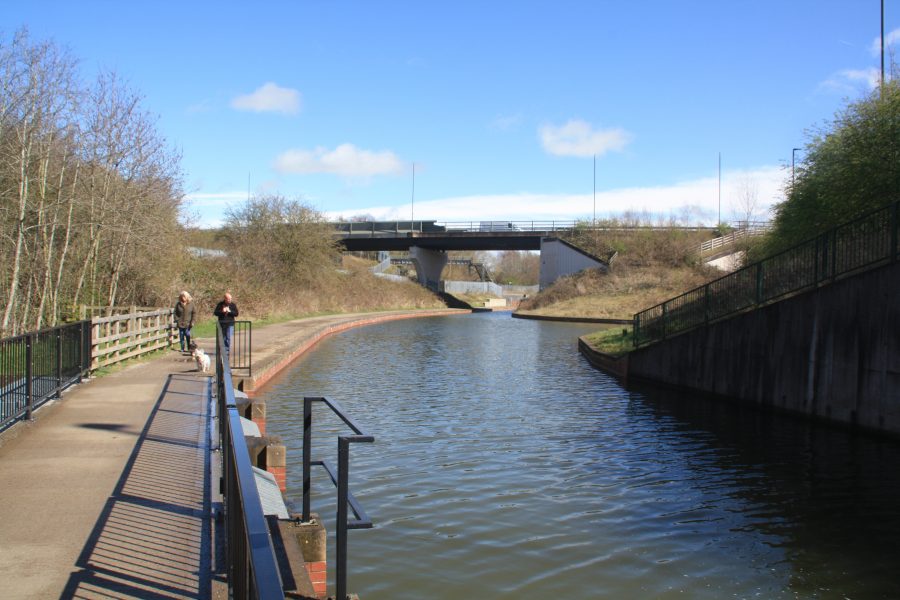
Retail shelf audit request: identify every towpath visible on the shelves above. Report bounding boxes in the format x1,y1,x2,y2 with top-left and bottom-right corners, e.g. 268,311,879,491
0,308,466,599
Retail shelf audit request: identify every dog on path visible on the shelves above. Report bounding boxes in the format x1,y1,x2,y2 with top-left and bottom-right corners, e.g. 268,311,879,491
190,344,211,373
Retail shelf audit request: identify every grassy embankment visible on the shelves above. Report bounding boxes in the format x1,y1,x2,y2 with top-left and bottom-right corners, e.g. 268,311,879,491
516,226,721,354
182,225,447,332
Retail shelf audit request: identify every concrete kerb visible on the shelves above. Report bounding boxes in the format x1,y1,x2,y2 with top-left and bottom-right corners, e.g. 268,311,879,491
238,309,471,396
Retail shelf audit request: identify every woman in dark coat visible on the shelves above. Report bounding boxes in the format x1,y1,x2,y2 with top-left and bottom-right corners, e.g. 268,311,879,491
174,291,195,352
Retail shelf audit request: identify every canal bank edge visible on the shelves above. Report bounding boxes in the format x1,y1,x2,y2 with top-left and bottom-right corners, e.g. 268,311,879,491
578,336,629,380
513,312,633,324
239,309,471,396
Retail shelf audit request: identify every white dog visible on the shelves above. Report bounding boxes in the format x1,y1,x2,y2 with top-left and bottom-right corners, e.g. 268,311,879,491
191,346,211,373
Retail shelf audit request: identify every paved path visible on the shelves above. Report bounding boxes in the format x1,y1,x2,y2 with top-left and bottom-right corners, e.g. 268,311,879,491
0,352,214,599
0,308,466,599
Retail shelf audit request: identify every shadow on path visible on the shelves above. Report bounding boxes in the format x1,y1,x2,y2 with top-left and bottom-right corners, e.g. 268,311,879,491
59,374,213,600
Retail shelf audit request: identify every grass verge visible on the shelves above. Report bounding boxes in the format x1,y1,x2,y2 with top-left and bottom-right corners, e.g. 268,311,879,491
582,326,634,357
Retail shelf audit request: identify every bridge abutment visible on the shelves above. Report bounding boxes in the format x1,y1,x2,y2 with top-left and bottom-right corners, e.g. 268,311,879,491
539,238,608,289
410,246,448,290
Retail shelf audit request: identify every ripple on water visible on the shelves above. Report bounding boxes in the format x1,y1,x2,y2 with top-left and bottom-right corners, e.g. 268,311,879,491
260,313,900,600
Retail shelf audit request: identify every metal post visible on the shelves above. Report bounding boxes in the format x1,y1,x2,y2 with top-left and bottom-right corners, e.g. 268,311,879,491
56,330,63,398
661,304,667,340
336,437,350,600
25,335,33,421
891,201,898,263
755,262,763,305
302,397,312,522
704,285,710,325
831,229,837,280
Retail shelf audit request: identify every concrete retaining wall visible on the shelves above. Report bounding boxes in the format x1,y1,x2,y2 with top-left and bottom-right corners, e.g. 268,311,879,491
627,261,900,436
441,280,504,296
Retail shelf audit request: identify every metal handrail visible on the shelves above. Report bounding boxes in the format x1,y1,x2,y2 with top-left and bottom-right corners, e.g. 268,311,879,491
635,200,899,347
215,323,285,600
229,320,252,377
331,219,723,235
0,320,91,431
302,396,374,600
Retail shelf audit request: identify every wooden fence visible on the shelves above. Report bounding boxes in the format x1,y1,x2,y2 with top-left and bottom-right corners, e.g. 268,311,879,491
90,308,176,370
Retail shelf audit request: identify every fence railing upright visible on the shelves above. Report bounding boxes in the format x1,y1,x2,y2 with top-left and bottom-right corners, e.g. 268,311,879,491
635,200,900,347
0,321,91,432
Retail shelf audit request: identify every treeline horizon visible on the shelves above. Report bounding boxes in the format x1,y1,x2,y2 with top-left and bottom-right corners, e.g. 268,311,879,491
0,29,183,336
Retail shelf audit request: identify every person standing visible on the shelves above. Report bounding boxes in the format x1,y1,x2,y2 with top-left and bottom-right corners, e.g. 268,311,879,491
213,292,239,351
174,291,195,353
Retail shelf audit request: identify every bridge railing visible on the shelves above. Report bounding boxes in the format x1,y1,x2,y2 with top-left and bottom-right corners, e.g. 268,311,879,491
215,322,285,600
699,222,772,254
635,200,899,347
0,320,91,432
333,219,724,236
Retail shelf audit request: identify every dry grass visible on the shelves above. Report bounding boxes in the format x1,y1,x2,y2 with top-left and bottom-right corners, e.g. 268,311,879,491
519,223,719,319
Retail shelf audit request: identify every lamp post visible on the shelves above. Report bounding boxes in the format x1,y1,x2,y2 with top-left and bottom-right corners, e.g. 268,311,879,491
411,162,415,228
717,152,721,225
792,148,801,186
593,154,596,227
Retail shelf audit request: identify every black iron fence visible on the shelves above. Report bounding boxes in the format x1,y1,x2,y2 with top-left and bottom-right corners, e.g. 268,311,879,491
0,321,91,431
228,320,252,377
634,200,900,347
215,322,285,600
302,396,374,600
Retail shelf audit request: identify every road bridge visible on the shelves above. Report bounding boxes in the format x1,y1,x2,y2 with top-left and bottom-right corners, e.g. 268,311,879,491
333,220,717,289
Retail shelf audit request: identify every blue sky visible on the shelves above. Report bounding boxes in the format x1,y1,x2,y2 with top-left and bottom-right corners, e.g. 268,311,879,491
4,1,897,227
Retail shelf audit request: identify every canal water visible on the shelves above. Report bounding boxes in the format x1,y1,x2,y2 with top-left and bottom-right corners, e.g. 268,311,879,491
259,312,900,599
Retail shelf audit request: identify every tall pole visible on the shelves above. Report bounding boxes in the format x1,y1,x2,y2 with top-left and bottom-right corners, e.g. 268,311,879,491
593,154,596,226
411,162,415,225
881,0,885,95
717,152,721,225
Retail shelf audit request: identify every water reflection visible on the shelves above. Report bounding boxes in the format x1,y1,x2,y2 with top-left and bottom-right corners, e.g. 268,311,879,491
259,312,900,599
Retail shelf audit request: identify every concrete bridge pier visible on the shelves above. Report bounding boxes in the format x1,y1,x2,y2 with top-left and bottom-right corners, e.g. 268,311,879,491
410,246,448,290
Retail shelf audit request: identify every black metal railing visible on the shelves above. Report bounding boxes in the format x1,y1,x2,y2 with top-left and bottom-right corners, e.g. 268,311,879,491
634,199,900,347
1,321,91,431
215,322,284,600
302,396,374,600
229,320,252,377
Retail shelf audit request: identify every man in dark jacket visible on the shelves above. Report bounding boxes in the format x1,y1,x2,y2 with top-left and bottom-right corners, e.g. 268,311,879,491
213,292,239,351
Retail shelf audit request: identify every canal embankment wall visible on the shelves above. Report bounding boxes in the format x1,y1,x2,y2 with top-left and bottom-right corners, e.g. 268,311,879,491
598,261,900,436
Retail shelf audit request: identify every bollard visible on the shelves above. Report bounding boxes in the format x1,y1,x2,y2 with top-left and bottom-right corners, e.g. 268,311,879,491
262,442,286,493
291,513,328,599
235,390,267,435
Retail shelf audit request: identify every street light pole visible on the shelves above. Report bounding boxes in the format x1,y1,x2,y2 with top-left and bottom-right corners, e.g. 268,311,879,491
881,0,885,95
411,162,415,227
717,152,721,225
593,154,596,227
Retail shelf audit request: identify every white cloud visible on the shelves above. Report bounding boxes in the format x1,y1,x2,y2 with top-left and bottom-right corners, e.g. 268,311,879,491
274,143,405,177
870,27,900,56
326,165,786,226
539,119,633,157
490,112,524,132
231,82,301,115
820,67,882,92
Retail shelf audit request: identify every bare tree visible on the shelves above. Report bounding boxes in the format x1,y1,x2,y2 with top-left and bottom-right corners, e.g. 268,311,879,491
730,175,760,228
